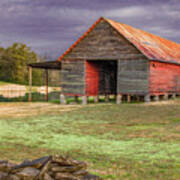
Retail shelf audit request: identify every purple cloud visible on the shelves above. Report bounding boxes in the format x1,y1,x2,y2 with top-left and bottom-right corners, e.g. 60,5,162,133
0,0,180,59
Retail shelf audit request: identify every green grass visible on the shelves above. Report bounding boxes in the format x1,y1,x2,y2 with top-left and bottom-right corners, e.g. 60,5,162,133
0,81,13,85
0,101,180,179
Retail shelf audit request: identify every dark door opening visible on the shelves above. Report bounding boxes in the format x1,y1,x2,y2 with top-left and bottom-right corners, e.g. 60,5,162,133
98,61,117,95
86,60,117,96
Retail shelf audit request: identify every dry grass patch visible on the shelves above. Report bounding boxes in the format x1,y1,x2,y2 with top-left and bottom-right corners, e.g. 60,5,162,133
0,102,82,118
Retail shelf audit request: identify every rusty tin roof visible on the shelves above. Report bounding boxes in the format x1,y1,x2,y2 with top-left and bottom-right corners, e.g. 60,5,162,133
58,17,180,64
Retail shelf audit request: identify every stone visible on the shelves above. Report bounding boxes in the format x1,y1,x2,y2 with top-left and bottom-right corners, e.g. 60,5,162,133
60,94,66,104
51,162,86,173
53,155,87,167
13,156,52,170
55,172,78,180
0,164,7,172
0,161,8,164
9,174,20,180
0,155,102,180
44,173,54,180
0,162,14,173
73,170,88,176
82,96,87,105
116,94,122,104
39,159,51,180
17,167,40,180
144,95,150,103
0,171,8,180
81,173,102,180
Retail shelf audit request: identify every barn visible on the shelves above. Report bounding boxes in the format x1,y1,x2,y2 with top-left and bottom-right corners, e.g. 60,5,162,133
29,17,180,104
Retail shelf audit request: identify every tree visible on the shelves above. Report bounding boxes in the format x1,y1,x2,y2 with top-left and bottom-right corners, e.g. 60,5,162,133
0,43,44,85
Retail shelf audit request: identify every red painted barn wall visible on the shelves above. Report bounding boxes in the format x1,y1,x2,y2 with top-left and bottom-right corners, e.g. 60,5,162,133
85,61,99,96
149,61,180,95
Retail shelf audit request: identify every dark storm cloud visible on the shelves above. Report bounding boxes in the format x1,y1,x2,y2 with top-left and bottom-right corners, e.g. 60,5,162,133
0,0,180,59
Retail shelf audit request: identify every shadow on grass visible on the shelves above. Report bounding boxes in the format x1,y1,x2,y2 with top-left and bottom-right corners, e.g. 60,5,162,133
0,91,60,103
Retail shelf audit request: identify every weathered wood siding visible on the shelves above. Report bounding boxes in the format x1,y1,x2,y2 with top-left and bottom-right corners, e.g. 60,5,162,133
117,59,149,95
149,61,180,94
61,60,85,95
61,19,150,96
63,20,145,60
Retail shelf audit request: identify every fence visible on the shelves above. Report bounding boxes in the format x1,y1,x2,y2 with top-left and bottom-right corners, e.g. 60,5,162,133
0,85,61,102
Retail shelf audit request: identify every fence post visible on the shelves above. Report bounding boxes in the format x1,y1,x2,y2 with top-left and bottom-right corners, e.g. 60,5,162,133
28,66,32,102
45,69,49,102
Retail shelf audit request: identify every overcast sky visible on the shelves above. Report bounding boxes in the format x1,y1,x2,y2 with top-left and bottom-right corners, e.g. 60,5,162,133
0,0,180,59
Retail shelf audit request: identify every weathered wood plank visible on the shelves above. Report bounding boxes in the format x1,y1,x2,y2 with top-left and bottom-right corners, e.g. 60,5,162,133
117,59,149,95
61,60,85,95
63,20,145,60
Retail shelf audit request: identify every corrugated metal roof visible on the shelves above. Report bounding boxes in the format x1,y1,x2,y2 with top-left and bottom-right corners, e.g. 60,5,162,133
105,18,180,63
58,17,180,64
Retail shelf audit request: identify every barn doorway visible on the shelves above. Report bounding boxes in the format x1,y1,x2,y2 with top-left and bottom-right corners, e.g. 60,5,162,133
86,60,117,96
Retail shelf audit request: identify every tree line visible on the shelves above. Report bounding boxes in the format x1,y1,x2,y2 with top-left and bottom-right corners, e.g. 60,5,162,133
0,43,60,86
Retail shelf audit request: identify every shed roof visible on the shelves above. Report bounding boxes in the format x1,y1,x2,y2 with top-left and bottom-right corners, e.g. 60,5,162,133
58,17,180,64
29,60,61,70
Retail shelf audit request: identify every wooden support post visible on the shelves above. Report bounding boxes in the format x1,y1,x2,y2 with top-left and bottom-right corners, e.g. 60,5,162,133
74,96,78,103
127,95,131,103
172,94,176,99
154,95,159,101
82,96,87,105
163,93,168,100
144,94,150,103
94,96,99,103
105,95,109,102
136,96,140,102
60,94,66,104
28,66,32,102
45,69,48,102
116,94,122,104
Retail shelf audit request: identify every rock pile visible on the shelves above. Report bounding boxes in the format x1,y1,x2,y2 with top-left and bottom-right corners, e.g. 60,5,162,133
0,155,102,180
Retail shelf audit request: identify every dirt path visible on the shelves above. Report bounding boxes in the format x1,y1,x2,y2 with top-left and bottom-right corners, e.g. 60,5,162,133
0,103,82,118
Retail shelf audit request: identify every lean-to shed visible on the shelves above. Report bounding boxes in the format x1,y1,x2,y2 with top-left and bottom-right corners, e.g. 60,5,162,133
29,17,180,104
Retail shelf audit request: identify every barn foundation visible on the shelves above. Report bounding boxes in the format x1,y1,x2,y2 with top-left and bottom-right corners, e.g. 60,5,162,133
94,96,99,103
144,95,151,103
82,96,88,105
60,94,66,104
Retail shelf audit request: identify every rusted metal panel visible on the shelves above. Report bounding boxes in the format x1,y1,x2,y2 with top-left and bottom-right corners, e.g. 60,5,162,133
149,61,180,94
106,18,180,64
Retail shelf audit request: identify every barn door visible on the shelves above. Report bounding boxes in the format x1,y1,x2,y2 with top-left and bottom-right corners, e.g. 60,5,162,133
85,61,99,96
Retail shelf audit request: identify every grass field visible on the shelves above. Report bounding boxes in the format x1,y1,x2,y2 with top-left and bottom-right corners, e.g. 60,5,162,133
0,100,179,179
0,81,13,85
